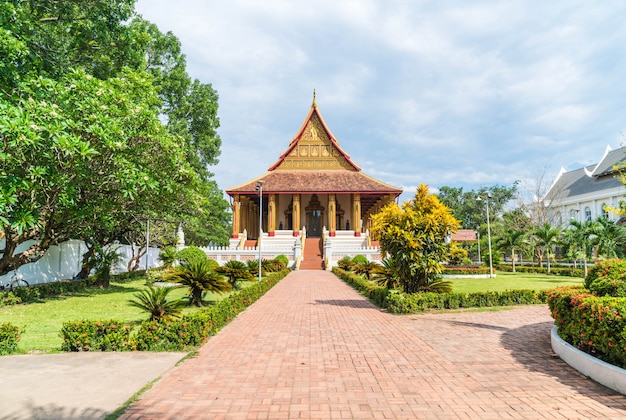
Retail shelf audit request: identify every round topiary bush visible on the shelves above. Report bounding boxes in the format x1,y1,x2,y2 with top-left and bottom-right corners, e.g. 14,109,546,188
584,259,626,297
175,246,207,266
351,255,369,265
275,254,289,267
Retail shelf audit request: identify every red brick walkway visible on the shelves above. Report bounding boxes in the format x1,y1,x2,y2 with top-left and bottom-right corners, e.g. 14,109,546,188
121,271,626,419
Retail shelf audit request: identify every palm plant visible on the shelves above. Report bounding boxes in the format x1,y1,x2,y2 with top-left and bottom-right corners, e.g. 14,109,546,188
216,260,253,290
128,286,184,321
496,229,526,273
353,260,379,280
92,244,123,288
594,216,626,258
374,258,401,289
158,246,178,269
532,223,562,274
567,220,601,277
164,259,231,306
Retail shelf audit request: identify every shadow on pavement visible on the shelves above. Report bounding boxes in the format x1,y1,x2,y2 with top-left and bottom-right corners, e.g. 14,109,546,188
1,403,107,420
501,321,626,410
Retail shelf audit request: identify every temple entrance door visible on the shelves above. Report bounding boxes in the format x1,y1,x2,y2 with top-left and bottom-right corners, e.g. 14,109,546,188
305,194,325,238
307,210,322,237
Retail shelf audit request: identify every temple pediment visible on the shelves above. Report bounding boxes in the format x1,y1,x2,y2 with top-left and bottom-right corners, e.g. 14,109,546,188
268,97,360,172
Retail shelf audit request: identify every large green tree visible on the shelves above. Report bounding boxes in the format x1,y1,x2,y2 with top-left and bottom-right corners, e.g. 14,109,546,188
371,184,460,294
437,183,518,230
0,1,230,276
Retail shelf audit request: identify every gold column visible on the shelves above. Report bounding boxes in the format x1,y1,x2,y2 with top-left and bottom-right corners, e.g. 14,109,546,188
328,194,336,236
268,194,276,236
232,195,241,238
293,194,301,236
352,193,361,237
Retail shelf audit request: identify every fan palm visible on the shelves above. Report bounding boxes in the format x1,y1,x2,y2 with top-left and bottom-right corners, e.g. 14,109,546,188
594,216,626,258
128,286,184,321
164,259,231,306
532,223,562,274
374,258,401,289
496,229,526,273
216,260,253,290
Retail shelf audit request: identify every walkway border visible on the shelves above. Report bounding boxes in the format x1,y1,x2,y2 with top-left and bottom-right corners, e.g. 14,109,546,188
551,326,626,395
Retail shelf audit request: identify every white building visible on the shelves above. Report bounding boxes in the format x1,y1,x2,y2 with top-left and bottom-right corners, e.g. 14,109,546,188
544,145,626,227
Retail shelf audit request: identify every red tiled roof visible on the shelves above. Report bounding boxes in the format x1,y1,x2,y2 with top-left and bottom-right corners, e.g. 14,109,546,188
452,230,477,242
226,170,402,195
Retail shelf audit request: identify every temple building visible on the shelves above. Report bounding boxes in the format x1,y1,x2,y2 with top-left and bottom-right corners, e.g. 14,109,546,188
226,94,403,243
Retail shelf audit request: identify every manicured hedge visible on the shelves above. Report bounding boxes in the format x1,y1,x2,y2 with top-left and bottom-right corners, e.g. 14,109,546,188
332,267,546,314
331,267,390,307
59,269,290,352
0,322,22,355
547,286,626,369
385,289,546,313
496,264,584,278
443,266,490,275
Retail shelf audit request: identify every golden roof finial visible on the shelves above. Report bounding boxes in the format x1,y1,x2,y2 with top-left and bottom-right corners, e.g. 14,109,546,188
312,89,317,108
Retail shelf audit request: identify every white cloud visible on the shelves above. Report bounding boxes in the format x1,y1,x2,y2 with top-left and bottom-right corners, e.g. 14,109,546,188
135,0,626,198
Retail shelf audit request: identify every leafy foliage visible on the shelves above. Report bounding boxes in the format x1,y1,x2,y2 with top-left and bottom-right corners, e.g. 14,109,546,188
0,322,22,355
584,259,626,297
128,286,184,321
216,260,253,290
175,246,208,265
548,286,626,368
158,246,178,269
60,319,131,352
0,1,230,276
436,183,518,229
371,184,459,294
164,259,231,306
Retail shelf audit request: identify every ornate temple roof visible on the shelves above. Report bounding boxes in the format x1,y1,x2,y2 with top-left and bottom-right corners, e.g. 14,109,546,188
226,93,402,200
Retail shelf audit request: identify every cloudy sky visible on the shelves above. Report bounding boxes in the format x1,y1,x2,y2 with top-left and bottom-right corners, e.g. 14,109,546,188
135,1,626,203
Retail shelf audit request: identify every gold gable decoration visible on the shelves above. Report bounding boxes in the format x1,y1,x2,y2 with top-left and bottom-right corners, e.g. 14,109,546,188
275,115,354,171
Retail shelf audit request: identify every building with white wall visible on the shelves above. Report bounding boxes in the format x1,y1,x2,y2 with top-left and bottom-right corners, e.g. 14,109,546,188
544,145,626,226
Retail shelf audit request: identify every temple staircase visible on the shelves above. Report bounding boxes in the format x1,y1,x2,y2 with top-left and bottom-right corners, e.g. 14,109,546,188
299,238,324,270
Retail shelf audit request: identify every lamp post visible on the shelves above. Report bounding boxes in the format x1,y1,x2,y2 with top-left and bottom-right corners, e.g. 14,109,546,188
476,227,481,264
477,194,493,278
256,180,265,282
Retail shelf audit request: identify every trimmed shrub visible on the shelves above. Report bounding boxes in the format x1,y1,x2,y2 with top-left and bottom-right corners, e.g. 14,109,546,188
60,319,132,352
352,255,369,266
332,267,547,314
584,259,626,297
58,269,291,353
496,264,584,278
0,322,22,355
175,246,208,265
134,269,290,351
0,291,22,307
275,254,289,267
443,266,490,275
547,286,626,368
337,256,354,271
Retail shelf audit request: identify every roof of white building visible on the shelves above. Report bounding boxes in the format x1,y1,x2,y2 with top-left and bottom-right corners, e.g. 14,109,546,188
546,145,626,201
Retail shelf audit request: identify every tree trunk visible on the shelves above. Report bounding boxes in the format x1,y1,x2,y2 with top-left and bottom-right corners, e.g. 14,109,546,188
511,248,516,273
77,244,96,279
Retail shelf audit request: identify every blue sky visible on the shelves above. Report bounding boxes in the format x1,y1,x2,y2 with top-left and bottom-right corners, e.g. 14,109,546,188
135,1,626,204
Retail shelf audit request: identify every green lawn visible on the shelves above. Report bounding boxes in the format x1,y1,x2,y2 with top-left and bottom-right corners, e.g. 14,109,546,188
450,271,583,293
0,277,249,353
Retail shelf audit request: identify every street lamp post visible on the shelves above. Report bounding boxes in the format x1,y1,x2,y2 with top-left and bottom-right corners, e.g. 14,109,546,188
477,194,493,278
476,228,481,264
256,180,265,282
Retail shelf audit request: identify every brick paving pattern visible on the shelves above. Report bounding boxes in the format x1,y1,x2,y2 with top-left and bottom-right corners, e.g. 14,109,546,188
121,271,626,419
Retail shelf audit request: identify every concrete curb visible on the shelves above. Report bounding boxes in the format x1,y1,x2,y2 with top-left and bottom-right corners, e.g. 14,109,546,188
551,326,626,395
